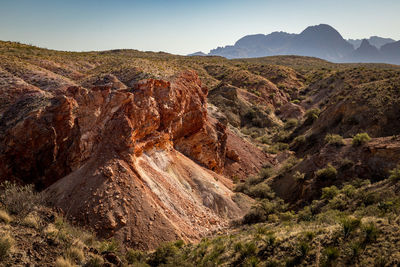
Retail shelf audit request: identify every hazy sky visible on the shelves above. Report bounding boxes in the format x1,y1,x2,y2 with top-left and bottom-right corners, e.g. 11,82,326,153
1,0,399,55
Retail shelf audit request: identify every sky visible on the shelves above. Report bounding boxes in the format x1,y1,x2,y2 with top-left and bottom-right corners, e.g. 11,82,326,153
0,0,399,55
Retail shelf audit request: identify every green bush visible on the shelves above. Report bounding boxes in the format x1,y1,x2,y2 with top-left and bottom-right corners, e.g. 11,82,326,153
243,199,285,224
352,133,371,146
147,242,180,266
315,164,337,180
99,239,119,253
304,108,321,124
341,217,361,239
389,165,400,182
321,186,339,199
266,142,289,154
324,134,344,146
362,223,379,244
293,171,306,182
247,183,276,199
259,167,274,180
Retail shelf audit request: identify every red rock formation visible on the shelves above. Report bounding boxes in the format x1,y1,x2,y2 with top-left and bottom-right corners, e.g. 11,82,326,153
0,70,253,249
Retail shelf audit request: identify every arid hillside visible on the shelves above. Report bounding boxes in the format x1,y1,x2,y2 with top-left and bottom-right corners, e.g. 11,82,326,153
1,41,400,266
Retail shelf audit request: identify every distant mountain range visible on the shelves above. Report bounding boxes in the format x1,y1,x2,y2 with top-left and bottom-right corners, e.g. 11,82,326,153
191,24,400,65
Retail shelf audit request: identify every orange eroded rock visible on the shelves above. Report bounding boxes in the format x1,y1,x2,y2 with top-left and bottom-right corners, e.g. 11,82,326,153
0,70,251,249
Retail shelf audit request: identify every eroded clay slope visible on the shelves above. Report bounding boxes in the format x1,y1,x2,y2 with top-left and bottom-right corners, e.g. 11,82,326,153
0,70,253,249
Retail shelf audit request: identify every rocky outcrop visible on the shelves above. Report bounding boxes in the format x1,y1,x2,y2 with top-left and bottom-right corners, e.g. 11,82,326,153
278,102,305,120
0,70,251,249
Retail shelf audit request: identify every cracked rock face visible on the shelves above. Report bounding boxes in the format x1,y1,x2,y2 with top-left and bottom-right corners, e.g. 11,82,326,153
0,70,250,249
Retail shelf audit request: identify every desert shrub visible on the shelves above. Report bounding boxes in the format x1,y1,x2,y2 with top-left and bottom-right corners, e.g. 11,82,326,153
362,223,379,244
293,171,306,182
266,142,289,154
315,164,337,180
85,255,104,267
243,256,259,267
0,210,12,224
322,247,340,267
341,184,356,198
348,242,362,262
234,242,244,253
298,206,313,222
278,156,302,175
259,167,274,180
284,118,298,129
293,135,306,146
55,257,74,267
247,183,275,199
341,217,361,239
360,192,378,206
147,241,180,266
279,211,295,222
389,165,400,182
339,158,354,170
0,235,14,261
378,200,395,213
243,199,285,224
296,240,310,259
303,231,315,241
99,239,119,253
321,186,339,200
239,241,257,259
0,181,43,216
352,133,371,146
304,108,321,124
324,134,344,146
66,246,84,264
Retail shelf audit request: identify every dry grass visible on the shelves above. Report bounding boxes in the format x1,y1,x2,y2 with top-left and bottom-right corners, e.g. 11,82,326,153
65,246,84,264
54,257,75,267
0,210,12,224
21,213,40,229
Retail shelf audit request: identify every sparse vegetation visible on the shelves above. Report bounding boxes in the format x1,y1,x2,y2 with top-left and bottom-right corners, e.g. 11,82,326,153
1,42,400,266
0,181,43,216
0,235,14,262
389,165,400,182
352,133,371,146
54,257,74,267
0,210,12,224
315,164,337,180
324,134,344,146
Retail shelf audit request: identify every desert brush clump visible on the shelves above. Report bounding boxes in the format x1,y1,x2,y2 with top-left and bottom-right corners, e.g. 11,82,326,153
352,133,371,146
389,165,400,182
315,164,337,180
0,181,43,216
304,108,321,124
324,134,345,146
